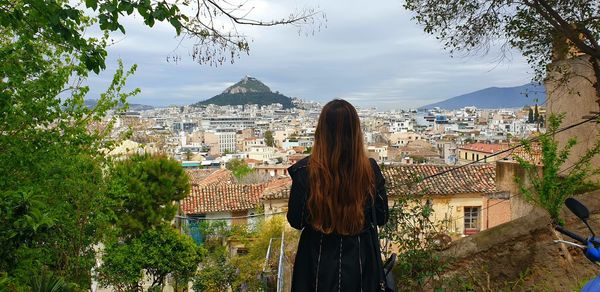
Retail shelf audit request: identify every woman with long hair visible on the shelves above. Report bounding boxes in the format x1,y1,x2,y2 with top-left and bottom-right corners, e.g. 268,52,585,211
287,99,388,291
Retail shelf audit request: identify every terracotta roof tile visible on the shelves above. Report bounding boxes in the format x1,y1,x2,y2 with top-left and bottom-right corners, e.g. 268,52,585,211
181,183,265,214
187,169,235,188
262,178,292,200
459,143,509,154
381,163,496,196
509,142,543,165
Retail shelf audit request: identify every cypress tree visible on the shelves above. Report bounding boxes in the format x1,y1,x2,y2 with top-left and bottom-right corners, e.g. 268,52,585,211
528,107,534,123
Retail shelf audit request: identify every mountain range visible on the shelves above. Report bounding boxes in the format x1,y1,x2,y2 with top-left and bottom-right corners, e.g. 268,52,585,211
192,76,295,109
419,83,546,110
84,99,154,111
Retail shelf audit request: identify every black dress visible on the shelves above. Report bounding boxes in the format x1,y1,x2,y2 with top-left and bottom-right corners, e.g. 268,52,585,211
287,157,388,292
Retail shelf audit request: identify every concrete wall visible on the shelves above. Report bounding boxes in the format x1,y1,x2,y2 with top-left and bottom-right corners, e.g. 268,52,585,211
495,160,535,219
546,55,600,174
482,197,511,229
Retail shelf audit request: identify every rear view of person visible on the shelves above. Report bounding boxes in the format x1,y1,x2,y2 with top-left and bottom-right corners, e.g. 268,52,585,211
287,99,388,291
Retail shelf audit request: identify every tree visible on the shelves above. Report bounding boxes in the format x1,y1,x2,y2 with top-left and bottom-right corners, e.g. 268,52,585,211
107,154,190,236
516,114,600,223
229,216,299,291
97,226,204,291
193,245,237,292
1,0,319,288
225,158,253,179
2,0,322,73
184,149,194,161
528,107,535,123
534,104,540,123
0,52,138,289
264,130,275,147
403,0,600,101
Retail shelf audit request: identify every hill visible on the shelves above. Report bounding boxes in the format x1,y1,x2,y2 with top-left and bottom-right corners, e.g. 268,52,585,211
419,83,546,110
192,76,294,109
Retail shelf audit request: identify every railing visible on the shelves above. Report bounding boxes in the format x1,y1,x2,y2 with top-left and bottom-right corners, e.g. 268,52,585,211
261,230,286,291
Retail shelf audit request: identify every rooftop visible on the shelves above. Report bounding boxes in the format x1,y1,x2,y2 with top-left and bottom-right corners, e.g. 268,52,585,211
459,143,509,154
258,163,497,202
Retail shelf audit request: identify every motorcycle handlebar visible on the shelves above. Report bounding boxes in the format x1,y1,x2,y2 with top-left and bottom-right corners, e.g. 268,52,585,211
555,225,587,245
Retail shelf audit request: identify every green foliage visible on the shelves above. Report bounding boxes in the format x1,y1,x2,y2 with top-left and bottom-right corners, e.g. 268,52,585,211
193,246,237,292
28,269,76,292
381,196,447,290
0,44,138,288
230,216,293,290
264,130,275,147
303,146,313,154
193,216,299,291
194,91,295,109
516,114,600,223
108,154,190,235
99,155,198,290
225,158,254,179
0,0,316,289
98,226,204,290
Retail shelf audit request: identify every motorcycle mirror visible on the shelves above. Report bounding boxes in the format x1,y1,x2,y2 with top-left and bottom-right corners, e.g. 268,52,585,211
565,198,590,221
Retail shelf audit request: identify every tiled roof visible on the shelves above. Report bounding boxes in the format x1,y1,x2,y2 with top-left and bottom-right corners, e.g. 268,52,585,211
258,163,497,201
262,178,292,200
189,169,235,187
181,184,265,214
509,142,543,165
459,143,508,154
254,164,290,169
381,164,496,197
185,169,220,185
262,163,496,200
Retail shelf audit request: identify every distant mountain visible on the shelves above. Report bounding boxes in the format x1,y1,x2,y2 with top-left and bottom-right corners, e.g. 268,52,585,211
192,76,295,109
419,83,546,110
84,99,154,111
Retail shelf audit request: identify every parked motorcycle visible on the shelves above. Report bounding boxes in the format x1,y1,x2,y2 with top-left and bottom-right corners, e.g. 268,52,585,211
554,198,600,291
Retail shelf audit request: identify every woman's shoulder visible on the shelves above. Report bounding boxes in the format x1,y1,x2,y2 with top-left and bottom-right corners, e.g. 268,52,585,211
368,157,380,170
287,156,310,177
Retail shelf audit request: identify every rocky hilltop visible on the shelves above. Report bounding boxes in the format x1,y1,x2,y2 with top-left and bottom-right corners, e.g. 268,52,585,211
193,76,295,108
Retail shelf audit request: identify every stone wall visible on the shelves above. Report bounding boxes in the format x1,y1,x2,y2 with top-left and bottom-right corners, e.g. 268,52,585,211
435,190,600,291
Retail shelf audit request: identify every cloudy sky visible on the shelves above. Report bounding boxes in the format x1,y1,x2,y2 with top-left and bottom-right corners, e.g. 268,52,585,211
87,0,533,110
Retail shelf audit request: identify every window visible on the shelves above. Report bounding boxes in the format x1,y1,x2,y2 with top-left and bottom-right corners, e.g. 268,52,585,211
471,153,475,160
476,154,479,161
464,152,468,159
464,207,481,234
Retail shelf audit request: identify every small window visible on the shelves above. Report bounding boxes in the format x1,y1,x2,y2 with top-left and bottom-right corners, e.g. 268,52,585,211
464,206,481,234
237,248,249,255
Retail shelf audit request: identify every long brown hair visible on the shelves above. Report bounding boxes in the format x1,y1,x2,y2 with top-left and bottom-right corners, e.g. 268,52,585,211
307,99,375,235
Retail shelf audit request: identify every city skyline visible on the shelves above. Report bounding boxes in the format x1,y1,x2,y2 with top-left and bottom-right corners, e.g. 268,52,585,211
86,0,533,109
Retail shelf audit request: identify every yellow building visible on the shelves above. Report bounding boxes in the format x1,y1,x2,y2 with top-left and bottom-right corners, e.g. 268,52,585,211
458,143,509,164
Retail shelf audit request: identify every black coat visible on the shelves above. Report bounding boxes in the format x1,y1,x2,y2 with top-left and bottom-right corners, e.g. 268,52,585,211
287,157,388,292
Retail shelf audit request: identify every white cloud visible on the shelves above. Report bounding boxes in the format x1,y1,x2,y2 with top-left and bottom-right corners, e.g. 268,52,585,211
84,0,534,108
